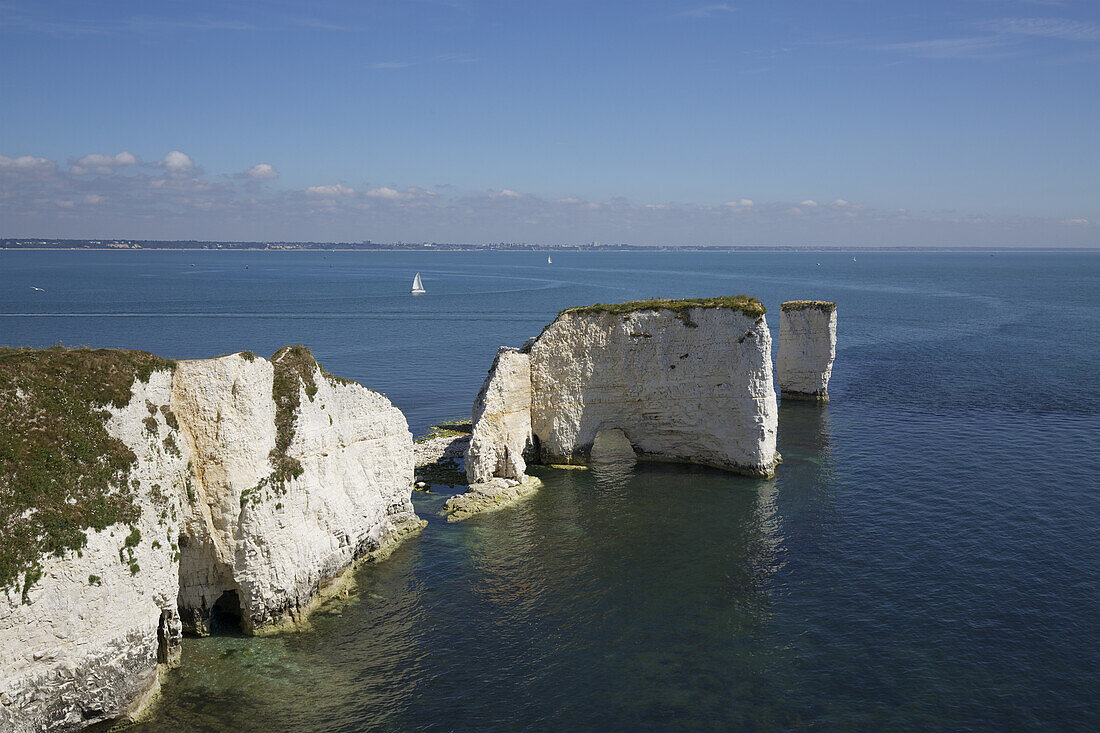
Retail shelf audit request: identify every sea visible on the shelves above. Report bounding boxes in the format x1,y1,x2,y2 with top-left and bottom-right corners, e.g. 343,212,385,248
2,250,1098,730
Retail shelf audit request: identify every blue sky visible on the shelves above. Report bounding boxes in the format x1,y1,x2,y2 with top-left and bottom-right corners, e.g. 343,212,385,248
1,0,1097,245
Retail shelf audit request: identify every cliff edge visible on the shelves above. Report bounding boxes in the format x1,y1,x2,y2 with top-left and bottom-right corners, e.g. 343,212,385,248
0,346,421,732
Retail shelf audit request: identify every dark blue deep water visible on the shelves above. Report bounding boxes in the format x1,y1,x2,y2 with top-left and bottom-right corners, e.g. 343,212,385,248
2,250,1098,730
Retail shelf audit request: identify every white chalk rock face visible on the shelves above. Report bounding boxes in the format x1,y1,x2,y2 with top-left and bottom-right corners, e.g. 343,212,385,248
1,348,420,731
1,369,188,731
466,347,533,484
529,306,779,476
450,300,780,520
172,351,421,634
777,301,837,401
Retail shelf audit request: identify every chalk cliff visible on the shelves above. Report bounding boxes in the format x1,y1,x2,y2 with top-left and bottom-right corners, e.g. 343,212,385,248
0,346,419,732
777,301,837,401
454,296,779,519
465,347,533,484
448,348,541,520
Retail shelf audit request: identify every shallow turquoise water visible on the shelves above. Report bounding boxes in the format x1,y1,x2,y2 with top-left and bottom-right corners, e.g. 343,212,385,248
2,250,1098,729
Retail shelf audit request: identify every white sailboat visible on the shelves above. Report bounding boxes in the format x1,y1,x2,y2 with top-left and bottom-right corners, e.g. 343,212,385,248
547,254,552,264
411,272,426,294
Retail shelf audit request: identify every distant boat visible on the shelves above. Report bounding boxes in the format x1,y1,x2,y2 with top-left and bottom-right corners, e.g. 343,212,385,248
411,272,426,294
852,257,857,262
547,254,552,264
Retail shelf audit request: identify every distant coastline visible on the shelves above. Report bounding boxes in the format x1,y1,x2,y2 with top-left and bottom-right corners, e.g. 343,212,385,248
2,239,1096,253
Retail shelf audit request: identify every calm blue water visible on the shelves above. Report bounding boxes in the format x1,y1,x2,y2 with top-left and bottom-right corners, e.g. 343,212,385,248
2,251,1098,730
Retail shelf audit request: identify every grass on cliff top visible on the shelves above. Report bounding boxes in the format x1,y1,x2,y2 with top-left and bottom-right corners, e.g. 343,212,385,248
0,346,176,596
560,295,766,325
781,300,836,312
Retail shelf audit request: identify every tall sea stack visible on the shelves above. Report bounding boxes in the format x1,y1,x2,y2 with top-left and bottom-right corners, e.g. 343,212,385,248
777,300,837,401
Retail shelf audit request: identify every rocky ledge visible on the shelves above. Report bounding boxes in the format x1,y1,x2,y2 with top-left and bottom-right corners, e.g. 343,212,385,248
443,475,544,521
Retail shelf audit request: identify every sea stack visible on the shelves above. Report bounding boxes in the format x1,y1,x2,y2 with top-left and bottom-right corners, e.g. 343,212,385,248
451,296,780,519
777,301,837,401
0,346,422,732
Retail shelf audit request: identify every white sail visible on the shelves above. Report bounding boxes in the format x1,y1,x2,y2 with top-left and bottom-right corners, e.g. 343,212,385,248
411,272,426,293
547,254,552,264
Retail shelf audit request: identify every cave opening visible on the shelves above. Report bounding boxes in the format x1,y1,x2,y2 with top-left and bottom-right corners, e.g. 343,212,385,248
209,590,243,635
156,610,170,662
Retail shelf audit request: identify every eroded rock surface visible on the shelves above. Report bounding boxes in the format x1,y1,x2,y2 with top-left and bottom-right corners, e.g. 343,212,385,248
777,301,837,401
1,348,420,732
1,369,186,732
455,297,780,519
466,347,533,484
529,304,778,475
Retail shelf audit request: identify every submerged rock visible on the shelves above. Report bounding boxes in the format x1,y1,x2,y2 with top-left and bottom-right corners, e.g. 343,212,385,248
777,301,837,401
0,346,421,732
443,475,543,521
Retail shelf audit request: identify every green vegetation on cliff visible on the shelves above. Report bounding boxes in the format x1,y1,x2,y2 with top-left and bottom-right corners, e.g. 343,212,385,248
780,300,836,312
268,345,317,489
560,295,766,326
414,419,472,444
264,345,366,498
0,347,175,596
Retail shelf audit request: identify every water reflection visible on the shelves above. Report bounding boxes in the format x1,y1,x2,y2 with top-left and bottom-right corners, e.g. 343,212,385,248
135,404,842,731
590,453,637,493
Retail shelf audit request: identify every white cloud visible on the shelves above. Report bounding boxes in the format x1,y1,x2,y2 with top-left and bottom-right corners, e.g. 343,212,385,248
244,163,278,179
1,150,1095,247
160,150,195,172
0,154,57,172
876,36,1010,59
70,152,138,174
365,187,404,200
985,18,1100,42
306,183,355,197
